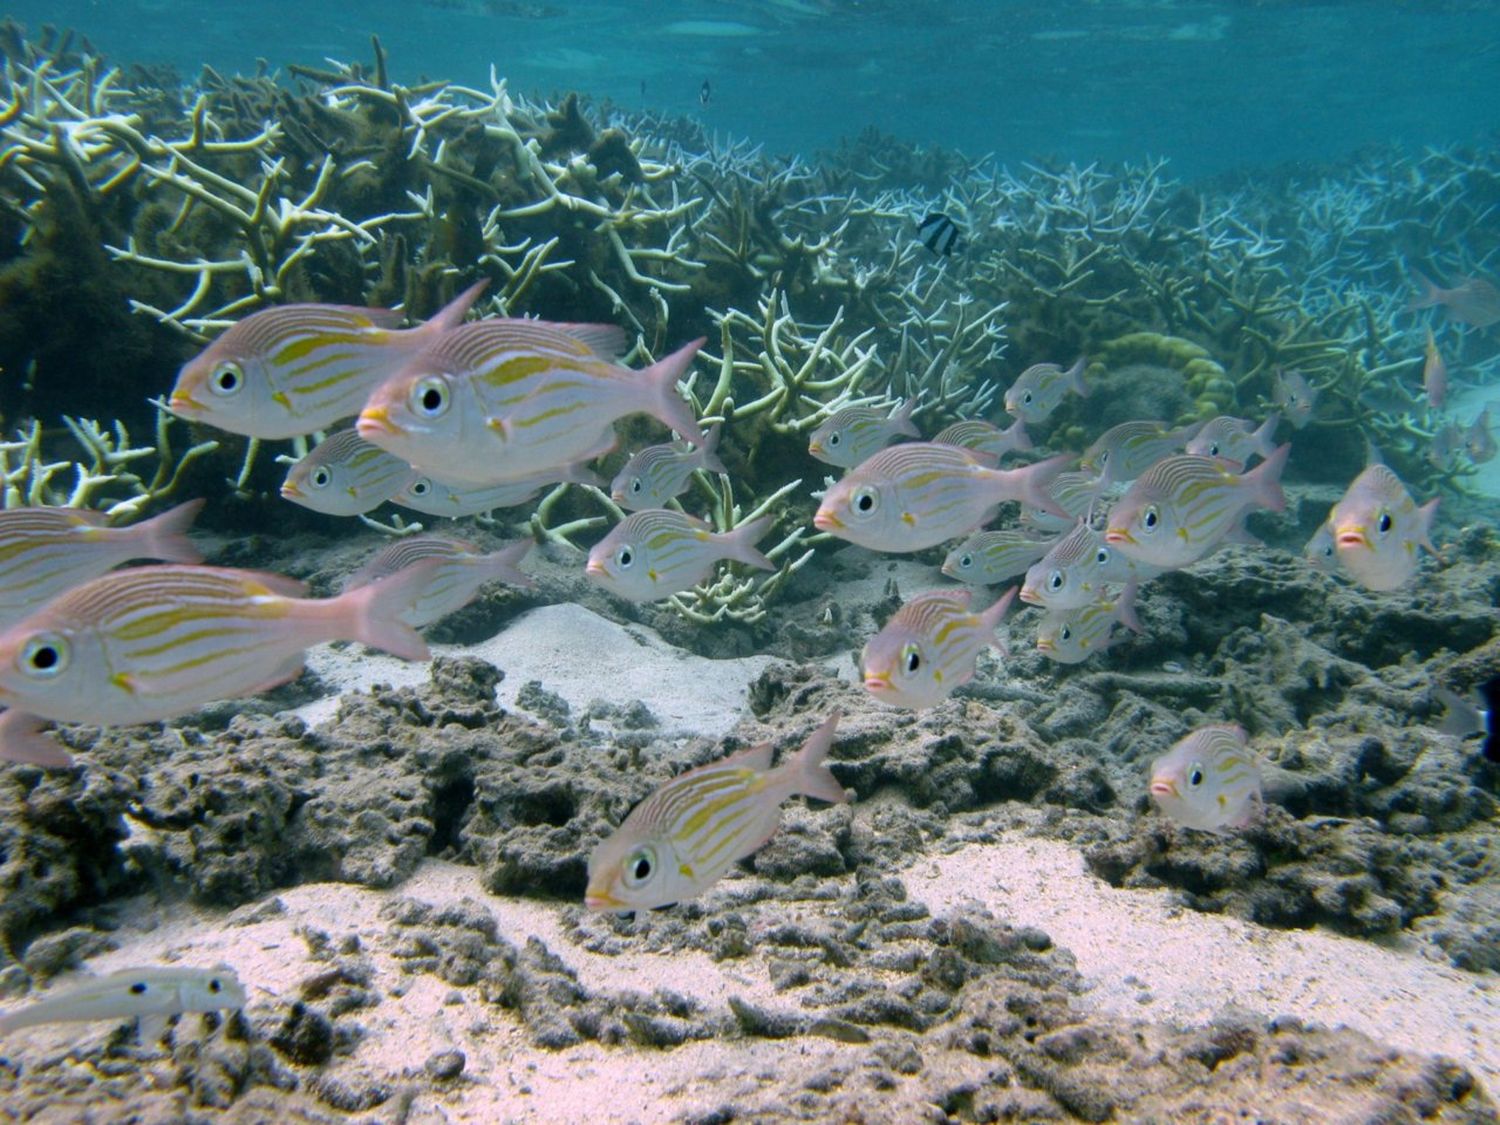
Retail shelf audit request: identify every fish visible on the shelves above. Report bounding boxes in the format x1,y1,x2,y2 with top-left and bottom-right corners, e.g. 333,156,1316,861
586,711,847,914
1485,677,1500,763
357,320,706,484
699,79,711,106
941,529,1058,586
0,964,246,1039
1002,358,1088,424
1104,445,1290,570
813,444,1070,553
1148,725,1263,833
1465,407,1497,463
1184,414,1280,473
343,536,532,628
393,461,601,518
279,429,416,517
585,510,774,602
808,401,920,469
930,417,1032,461
1271,367,1318,430
0,500,204,629
169,281,486,440
1422,328,1447,411
1435,686,1487,740
1409,269,1500,328
1019,469,1111,535
0,562,437,767
1034,582,1141,665
860,587,1016,710
611,425,726,509
1428,421,1463,470
917,212,961,256
1303,520,1340,574
1020,521,1163,611
1327,463,1438,592
1079,419,1199,485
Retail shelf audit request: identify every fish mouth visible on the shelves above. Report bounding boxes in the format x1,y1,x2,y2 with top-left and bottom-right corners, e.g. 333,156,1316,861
279,483,303,499
1018,584,1043,605
1036,638,1056,653
808,441,823,455
863,673,891,692
584,558,607,577
1334,524,1369,550
812,509,843,531
1149,779,1178,798
610,491,627,504
585,890,624,910
356,406,402,438
167,390,204,417
1104,527,1134,545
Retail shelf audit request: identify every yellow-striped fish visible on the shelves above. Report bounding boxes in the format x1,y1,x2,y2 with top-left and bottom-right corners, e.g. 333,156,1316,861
931,417,1033,463
1148,725,1262,833
170,282,486,440
1184,414,1281,473
393,461,601,518
585,510,774,602
1104,445,1289,569
1328,463,1439,592
343,536,533,628
357,321,706,483
1034,582,1141,664
813,444,1070,552
0,500,204,629
280,430,416,516
611,425,726,510
1003,357,1087,423
1079,419,1199,485
941,529,1058,586
585,711,848,914
0,964,245,1038
1019,469,1111,535
808,400,920,468
1020,521,1162,611
861,587,1016,710
0,562,437,767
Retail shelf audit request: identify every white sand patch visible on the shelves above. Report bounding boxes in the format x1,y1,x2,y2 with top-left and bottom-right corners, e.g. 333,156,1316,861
912,835,1499,1090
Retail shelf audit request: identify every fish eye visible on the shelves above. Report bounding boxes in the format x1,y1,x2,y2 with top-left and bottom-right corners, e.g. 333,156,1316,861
1048,569,1064,591
630,478,643,494
1022,391,1034,405
409,375,450,418
1098,450,1110,465
19,633,69,678
958,553,973,570
1208,442,1220,457
827,431,841,446
410,478,432,497
210,361,243,397
1377,511,1393,535
624,846,656,888
209,978,222,994
1095,548,1110,565
901,643,922,675
615,545,634,569
1187,763,1205,787
852,488,879,516
1059,625,1072,641
309,466,332,489
129,981,148,995
1142,505,1159,532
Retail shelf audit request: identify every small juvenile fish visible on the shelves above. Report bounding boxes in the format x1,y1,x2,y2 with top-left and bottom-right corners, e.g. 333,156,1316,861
1079,420,1198,485
1184,414,1280,473
0,562,437,767
1428,421,1463,470
393,461,601,518
699,78,711,106
280,430,415,517
1409,269,1500,328
1019,470,1111,535
941,529,1058,586
0,500,203,629
586,711,848,914
1148,725,1262,833
813,444,1070,552
808,401,920,469
861,587,1016,710
1020,521,1162,611
585,510,774,602
343,536,533,628
1303,520,1340,574
917,212,961,256
612,425,726,509
1105,446,1290,570
1434,686,1487,740
1328,463,1438,592
0,964,246,1037
1034,583,1141,665
1003,358,1087,424
1271,367,1318,430
1423,328,1448,411
1465,408,1497,463
170,281,486,440
358,322,706,483
931,417,1032,461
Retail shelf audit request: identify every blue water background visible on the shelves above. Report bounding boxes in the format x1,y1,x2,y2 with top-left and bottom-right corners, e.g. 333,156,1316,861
9,1,1499,179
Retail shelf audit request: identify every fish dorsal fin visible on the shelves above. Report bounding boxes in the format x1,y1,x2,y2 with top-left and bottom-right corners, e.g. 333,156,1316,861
554,323,631,361
720,741,774,773
236,570,311,599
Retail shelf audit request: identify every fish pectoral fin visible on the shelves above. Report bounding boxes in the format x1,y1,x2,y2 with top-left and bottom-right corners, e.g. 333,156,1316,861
0,710,73,768
484,416,515,441
136,1013,172,1045
111,672,139,695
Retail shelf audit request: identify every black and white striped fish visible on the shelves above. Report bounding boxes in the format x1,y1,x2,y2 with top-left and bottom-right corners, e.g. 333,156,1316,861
917,212,962,256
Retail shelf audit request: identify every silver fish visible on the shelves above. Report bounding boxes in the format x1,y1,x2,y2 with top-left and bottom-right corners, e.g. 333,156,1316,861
1034,583,1141,664
1003,358,1087,424
1079,419,1198,485
1328,463,1438,592
1271,367,1318,430
808,400,920,469
611,425,726,510
585,511,774,602
861,587,1016,710
280,429,416,516
1020,521,1162,611
931,417,1033,462
941,529,1059,586
393,461,601,518
1184,415,1280,473
0,964,246,1038
1148,725,1262,833
343,536,533,627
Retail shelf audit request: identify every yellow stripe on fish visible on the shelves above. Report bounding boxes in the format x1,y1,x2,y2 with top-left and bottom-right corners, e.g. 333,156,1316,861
280,429,416,517
1148,725,1263,833
342,536,533,628
861,587,1016,709
585,509,774,603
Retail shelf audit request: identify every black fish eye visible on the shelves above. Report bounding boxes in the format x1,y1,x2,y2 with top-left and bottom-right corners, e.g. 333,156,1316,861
633,857,650,879
853,489,877,514
411,479,431,496
1048,570,1063,590
210,362,242,396
959,553,973,569
1060,625,1072,641
616,546,634,568
1099,450,1110,464
1209,443,1220,456
310,467,331,488
624,846,656,887
1188,765,1205,787
1095,548,1110,565
209,978,222,993
902,644,922,673
1023,391,1033,404
1143,506,1159,530
21,634,68,678
828,432,841,446
630,478,643,493
410,376,449,418
1377,512,1393,534
130,982,148,995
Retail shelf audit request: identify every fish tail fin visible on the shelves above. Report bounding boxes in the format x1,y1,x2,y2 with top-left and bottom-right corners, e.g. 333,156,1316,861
1255,413,1281,456
723,516,776,571
1115,580,1143,634
133,498,206,563
787,711,849,805
0,708,73,768
418,279,489,336
1417,497,1442,559
644,337,708,445
1008,417,1034,452
697,423,727,475
980,586,1018,637
1012,454,1071,519
1245,442,1290,512
1408,268,1442,311
486,539,537,589
891,398,922,438
331,560,436,661
1067,357,1089,398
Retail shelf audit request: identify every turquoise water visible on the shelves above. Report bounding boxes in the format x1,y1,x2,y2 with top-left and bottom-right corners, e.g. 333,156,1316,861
9,0,1500,177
